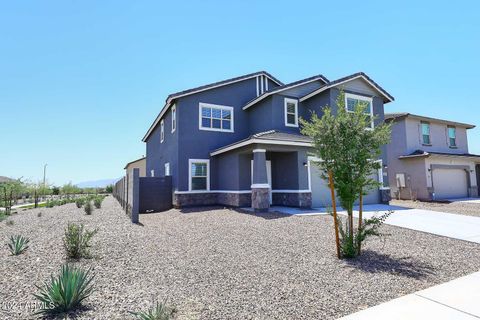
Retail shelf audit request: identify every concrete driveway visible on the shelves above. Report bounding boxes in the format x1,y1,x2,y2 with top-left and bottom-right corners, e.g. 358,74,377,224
272,204,480,244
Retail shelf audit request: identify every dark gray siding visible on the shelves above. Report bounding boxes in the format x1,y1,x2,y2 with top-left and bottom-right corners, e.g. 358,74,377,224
146,105,178,188
176,78,259,191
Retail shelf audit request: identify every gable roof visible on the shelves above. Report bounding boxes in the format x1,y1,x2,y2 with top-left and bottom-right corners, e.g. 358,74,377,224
123,156,146,169
210,130,313,156
142,71,283,142
385,112,475,129
300,72,394,103
242,74,329,110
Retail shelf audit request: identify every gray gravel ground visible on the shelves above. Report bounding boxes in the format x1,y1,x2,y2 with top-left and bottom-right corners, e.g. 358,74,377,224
1,196,480,320
390,199,480,217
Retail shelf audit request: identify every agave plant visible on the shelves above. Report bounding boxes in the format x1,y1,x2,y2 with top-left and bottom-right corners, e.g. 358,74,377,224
8,235,30,255
129,298,175,320
34,264,94,315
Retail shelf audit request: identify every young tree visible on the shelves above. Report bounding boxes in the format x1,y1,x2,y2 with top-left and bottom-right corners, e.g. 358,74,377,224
301,90,391,258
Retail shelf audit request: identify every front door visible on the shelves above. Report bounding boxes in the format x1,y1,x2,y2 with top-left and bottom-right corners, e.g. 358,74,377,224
251,160,272,204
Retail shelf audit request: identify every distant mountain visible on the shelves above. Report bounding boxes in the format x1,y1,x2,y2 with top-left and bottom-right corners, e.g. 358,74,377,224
75,178,120,188
0,176,14,183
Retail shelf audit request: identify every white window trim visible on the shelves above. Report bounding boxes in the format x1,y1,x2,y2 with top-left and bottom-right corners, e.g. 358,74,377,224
171,104,176,133
150,169,155,177
160,120,165,143
164,162,170,176
188,159,210,191
284,98,299,127
198,103,234,133
345,93,374,129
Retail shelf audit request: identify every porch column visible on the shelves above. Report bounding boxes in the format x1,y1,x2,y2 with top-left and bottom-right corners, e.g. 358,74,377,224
251,149,270,212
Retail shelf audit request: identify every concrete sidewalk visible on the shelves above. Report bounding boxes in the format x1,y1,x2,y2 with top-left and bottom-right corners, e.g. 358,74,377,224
339,271,480,319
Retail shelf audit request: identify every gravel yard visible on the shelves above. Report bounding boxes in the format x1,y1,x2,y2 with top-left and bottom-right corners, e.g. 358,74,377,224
1,196,480,319
390,199,480,217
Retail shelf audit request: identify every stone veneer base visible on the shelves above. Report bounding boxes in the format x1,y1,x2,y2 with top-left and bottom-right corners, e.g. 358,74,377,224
174,192,252,208
251,188,270,212
272,192,312,208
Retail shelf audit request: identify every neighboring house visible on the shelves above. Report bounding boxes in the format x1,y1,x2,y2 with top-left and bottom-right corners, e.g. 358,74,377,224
385,113,479,200
124,157,146,177
142,71,394,210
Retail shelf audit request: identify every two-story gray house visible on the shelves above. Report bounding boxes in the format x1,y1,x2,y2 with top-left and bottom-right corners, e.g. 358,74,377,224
385,113,480,200
142,71,394,211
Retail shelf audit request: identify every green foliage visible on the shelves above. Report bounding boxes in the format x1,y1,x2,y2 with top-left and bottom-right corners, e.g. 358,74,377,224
129,299,175,320
93,196,103,209
8,235,30,255
301,90,392,258
76,198,85,208
61,182,82,196
334,211,393,258
34,264,94,316
105,185,113,193
84,201,93,215
63,223,97,259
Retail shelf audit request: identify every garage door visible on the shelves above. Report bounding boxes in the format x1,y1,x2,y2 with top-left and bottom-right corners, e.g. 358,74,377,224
310,164,380,208
432,168,468,199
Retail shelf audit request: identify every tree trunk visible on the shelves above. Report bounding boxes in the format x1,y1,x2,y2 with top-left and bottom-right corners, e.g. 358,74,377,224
328,171,341,259
357,190,363,255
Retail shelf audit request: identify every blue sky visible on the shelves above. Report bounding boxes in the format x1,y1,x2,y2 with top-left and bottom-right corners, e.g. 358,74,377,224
1,1,479,185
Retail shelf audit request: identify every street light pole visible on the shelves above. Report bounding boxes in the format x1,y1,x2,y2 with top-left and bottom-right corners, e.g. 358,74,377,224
43,164,47,200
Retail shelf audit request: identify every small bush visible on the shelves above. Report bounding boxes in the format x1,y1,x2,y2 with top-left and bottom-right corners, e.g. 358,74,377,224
6,220,14,226
84,201,93,215
129,298,175,320
46,200,55,208
37,211,42,217
93,197,103,209
75,198,85,208
63,223,97,259
34,264,94,316
8,235,30,255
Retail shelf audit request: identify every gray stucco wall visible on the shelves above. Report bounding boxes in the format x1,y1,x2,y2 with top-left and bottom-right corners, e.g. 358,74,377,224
404,117,469,154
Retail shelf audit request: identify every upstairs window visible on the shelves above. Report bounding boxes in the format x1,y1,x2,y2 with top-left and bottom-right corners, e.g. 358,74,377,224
421,122,431,145
160,120,165,143
171,104,176,133
189,159,209,191
345,93,374,129
199,103,234,132
284,98,298,127
448,126,456,147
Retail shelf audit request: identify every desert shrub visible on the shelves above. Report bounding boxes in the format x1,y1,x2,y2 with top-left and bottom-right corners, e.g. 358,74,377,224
336,211,392,258
46,200,55,208
34,264,94,316
8,235,30,255
75,198,85,208
37,211,42,217
6,220,14,226
84,201,93,215
130,298,175,320
63,223,97,259
93,197,103,209
0,212,6,222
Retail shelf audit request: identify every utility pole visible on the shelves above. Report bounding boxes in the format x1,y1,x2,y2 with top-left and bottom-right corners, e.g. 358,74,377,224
43,164,48,200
